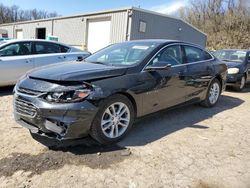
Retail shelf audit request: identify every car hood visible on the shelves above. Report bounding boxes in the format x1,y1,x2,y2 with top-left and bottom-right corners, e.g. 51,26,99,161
28,61,127,82
223,61,243,68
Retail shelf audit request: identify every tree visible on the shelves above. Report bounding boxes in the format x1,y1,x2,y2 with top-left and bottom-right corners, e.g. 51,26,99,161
180,0,250,49
0,3,59,24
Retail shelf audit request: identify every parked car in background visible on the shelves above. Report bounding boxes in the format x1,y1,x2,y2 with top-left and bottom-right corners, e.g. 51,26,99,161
213,49,250,91
14,40,227,145
0,39,90,87
0,37,12,41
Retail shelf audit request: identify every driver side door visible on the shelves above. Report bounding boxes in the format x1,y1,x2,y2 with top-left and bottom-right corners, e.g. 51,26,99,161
143,44,187,113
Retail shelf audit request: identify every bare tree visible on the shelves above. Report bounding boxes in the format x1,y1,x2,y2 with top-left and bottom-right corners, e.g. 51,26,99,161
180,0,250,49
0,3,59,24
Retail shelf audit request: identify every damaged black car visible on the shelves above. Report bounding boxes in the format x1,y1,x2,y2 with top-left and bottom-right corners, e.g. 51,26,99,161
14,40,227,144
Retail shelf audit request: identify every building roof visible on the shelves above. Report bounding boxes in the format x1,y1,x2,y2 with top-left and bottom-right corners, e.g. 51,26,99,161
0,6,206,36
0,7,132,26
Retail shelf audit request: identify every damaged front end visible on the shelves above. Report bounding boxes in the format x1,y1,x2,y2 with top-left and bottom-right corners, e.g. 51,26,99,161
14,76,101,140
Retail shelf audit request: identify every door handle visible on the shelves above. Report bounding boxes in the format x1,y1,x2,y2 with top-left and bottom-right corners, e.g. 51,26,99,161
179,71,187,75
25,59,31,63
58,56,66,59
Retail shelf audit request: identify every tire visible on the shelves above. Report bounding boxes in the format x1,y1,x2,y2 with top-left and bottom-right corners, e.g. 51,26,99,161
90,94,135,145
233,76,246,92
201,78,221,108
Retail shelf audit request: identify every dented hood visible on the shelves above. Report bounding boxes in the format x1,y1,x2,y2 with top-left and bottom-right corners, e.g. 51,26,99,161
28,61,127,82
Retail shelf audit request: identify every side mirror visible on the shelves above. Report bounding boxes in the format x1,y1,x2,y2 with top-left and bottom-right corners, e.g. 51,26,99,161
145,62,172,71
77,56,84,61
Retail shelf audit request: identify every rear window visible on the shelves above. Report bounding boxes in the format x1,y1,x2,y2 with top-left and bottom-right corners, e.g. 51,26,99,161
204,51,213,60
60,45,70,53
184,45,213,63
34,42,61,54
184,46,204,63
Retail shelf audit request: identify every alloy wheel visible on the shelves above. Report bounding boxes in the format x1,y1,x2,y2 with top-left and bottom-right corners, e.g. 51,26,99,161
101,102,130,139
240,76,246,89
209,82,220,105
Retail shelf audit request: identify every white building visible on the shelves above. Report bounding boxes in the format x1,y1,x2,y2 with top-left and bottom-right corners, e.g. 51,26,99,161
0,7,207,53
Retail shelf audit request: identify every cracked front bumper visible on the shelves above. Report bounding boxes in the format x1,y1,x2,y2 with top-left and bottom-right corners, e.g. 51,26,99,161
14,91,98,140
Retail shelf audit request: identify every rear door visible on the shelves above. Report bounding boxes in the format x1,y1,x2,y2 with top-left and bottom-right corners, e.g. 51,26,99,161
182,45,215,102
32,41,67,68
0,42,34,86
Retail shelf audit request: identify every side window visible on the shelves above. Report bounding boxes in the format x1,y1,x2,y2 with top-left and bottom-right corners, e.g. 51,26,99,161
204,51,213,60
60,45,70,53
150,45,183,66
0,42,31,57
34,42,61,54
184,46,204,63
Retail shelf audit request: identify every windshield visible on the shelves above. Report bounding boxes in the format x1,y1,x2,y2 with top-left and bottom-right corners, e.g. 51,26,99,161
85,42,161,66
214,50,247,63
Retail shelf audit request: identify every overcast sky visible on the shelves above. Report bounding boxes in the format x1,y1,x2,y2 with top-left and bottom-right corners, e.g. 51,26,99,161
0,0,189,16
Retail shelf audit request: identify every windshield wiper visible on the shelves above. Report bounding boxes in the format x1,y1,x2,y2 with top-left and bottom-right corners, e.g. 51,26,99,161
89,61,116,66
221,59,242,63
221,59,232,62
89,61,107,65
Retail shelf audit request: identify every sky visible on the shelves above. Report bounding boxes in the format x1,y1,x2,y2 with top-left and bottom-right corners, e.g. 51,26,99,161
0,0,189,16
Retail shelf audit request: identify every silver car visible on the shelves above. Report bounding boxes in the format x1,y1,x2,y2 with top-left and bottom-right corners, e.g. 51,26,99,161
0,39,90,86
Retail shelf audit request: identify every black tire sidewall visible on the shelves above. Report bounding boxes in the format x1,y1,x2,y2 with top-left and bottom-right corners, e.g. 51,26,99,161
90,94,135,144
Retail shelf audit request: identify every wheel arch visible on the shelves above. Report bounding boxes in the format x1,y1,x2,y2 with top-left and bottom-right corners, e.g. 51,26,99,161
215,74,223,91
115,92,137,117
244,71,248,79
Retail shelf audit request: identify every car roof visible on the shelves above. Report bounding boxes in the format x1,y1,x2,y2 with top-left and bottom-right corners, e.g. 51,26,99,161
1,39,70,47
119,39,204,49
216,49,250,52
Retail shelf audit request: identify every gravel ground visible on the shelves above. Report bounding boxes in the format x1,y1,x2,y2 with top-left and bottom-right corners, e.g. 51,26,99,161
0,86,250,188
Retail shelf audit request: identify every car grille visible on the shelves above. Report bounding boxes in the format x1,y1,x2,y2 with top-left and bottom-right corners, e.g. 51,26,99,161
14,98,37,118
17,87,44,96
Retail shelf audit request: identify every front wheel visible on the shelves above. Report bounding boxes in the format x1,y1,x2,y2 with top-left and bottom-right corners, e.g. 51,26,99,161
233,76,246,92
90,94,135,145
201,78,221,108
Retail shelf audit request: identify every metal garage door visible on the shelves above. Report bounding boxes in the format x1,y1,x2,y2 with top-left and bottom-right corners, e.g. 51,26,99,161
87,19,111,53
16,30,23,39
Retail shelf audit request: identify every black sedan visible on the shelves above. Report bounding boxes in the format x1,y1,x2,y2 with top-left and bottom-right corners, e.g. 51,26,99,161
14,40,227,145
213,49,250,91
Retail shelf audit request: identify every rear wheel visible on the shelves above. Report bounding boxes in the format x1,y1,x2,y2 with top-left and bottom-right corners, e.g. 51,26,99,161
201,78,221,107
90,94,135,145
233,76,246,92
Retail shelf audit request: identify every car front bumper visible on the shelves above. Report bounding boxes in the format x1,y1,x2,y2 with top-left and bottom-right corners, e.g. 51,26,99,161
14,90,98,140
226,73,244,86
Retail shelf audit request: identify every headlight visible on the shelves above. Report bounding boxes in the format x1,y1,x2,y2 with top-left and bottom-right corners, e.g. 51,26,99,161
45,89,91,103
227,68,239,74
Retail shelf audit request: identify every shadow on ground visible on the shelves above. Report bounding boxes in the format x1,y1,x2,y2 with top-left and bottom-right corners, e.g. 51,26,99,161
0,86,14,97
0,142,129,178
119,95,244,146
226,83,250,93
